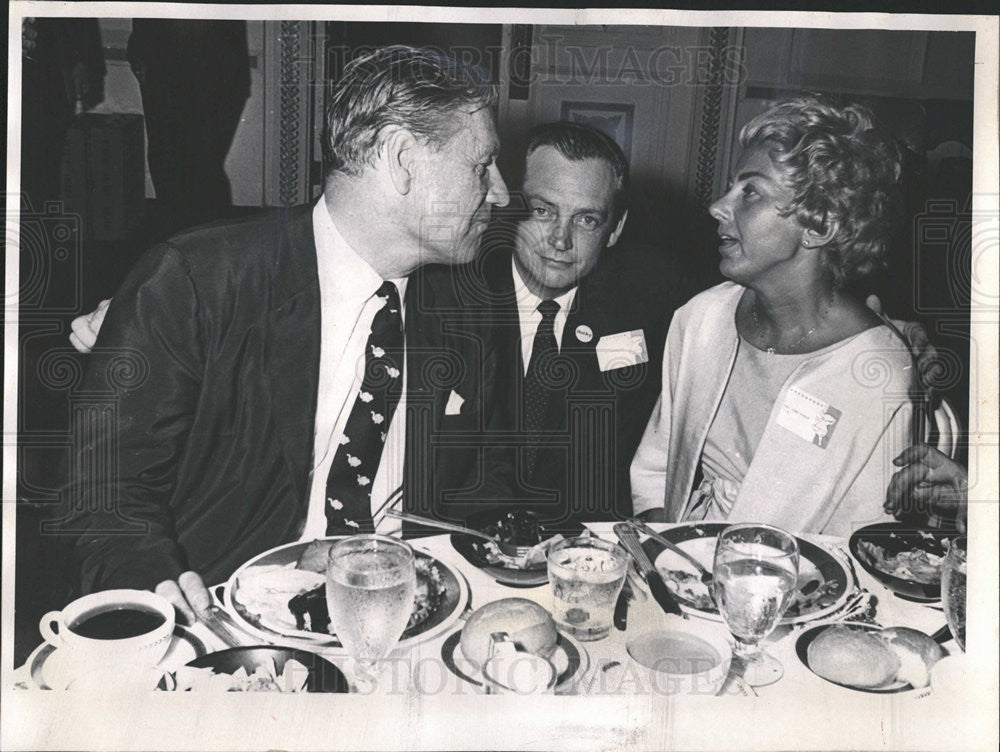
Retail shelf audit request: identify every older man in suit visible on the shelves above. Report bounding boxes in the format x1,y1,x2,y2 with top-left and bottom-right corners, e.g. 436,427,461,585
60,46,508,620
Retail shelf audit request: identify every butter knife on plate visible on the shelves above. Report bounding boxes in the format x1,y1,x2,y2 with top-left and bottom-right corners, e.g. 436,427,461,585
613,523,685,618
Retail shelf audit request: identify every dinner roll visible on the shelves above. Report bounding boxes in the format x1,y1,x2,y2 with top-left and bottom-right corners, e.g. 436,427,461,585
807,626,900,688
460,598,557,669
879,627,944,688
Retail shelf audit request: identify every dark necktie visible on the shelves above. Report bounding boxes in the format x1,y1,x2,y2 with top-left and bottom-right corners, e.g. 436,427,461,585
325,281,404,535
523,299,560,476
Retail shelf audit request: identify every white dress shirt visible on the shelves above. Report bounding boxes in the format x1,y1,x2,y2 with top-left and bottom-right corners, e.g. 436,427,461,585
511,257,578,374
300,198,407,539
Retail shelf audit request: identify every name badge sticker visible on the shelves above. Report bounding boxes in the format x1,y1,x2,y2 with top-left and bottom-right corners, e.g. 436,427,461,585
595,329,648,372
776,386,842,449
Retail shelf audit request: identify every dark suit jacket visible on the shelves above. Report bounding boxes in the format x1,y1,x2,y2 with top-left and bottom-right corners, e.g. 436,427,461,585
62,206,490,592
422,241,678,527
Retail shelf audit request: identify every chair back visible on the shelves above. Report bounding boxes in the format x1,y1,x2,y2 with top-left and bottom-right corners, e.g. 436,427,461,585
923,397,960,459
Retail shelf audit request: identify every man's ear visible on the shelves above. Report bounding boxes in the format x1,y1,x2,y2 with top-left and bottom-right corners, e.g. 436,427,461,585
383,128,417,195
803,218,838,249
606,209,629,248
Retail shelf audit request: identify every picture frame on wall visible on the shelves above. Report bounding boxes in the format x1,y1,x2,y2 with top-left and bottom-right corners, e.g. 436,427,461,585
559,101,635,161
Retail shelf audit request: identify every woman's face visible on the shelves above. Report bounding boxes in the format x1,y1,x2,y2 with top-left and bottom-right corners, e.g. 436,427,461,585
708,142,809,287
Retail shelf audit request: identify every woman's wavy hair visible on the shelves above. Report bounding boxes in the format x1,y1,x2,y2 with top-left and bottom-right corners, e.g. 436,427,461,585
322,45,497,178
739,95,904,287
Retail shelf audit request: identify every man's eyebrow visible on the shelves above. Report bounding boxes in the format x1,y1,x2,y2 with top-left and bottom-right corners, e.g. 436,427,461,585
523,189,553,203
574,206,609,217
524,190,610,219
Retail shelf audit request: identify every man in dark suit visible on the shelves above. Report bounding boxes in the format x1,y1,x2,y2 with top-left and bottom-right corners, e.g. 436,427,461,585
418,122,677,528
59,46,508,621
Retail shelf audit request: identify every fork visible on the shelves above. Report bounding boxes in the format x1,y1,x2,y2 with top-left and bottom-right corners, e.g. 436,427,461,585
627,519,713,586
198,606,251,648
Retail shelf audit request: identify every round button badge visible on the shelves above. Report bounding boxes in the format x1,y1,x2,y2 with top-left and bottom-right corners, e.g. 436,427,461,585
575,325,594,343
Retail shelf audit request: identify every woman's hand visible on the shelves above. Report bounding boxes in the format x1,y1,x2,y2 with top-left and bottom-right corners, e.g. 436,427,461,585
885,444,968,531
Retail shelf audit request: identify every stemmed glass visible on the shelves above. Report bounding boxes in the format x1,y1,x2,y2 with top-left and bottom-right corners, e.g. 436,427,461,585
713,523,799,687
941,536,967,651
325,534,416,686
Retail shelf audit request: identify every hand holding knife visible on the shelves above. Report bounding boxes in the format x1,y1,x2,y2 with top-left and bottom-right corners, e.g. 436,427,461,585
613,523,685,618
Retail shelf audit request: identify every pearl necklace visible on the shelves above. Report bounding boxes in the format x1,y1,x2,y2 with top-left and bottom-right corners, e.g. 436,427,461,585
751,291,836,355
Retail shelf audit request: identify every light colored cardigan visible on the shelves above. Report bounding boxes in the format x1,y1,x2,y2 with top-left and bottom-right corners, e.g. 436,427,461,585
631,282,914,537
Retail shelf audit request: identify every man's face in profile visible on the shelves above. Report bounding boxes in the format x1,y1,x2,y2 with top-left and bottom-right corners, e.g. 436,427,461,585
513,145,626,299
411,107,509,266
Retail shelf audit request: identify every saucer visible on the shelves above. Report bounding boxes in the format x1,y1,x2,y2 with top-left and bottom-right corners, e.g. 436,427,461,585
27,625,206,690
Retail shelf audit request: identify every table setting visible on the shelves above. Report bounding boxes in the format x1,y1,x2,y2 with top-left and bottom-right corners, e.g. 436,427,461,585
13,515,965,704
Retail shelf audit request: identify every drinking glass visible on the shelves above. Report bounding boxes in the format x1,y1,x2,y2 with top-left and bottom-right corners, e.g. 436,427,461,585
941,536,967,651
547,536,629,641
325,535,416,682
712,523,799,686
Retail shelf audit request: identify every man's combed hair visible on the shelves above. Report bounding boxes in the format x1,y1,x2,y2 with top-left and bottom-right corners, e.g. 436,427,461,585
740,95,904,287
323,45,498,178
526,121,630,221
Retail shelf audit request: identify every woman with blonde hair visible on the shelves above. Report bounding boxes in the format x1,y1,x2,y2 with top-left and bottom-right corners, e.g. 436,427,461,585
632,96,914,536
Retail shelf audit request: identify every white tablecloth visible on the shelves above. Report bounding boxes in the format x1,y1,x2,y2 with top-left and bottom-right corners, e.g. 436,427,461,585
8,523,973,752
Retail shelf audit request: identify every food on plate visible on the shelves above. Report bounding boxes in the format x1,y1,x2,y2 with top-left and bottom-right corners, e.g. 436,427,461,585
785,577,841,616
879,627,944,688
173,658,309,692
234,564,325,631
296,539,336,573
807,626,901,688
807,625,943,689
658,564,836,617
460,598,558,669
497,511,542,547
856,540,944,584
287,556,446,635
660,568,714,610
473,511,555,569
234,543,447,637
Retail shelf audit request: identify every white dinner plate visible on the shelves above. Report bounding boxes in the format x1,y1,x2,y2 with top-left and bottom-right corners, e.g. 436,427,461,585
647,522,853,625
225,538,469,654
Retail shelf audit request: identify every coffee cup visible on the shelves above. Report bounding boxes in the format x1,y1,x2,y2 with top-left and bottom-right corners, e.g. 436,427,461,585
39,589,175,686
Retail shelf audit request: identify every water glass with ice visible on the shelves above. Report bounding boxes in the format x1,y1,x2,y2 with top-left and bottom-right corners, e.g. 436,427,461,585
325,534,416,682
546,536,628,641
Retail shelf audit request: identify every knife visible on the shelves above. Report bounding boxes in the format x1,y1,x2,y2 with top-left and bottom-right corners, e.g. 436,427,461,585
613,523,685,618
613,574,633,631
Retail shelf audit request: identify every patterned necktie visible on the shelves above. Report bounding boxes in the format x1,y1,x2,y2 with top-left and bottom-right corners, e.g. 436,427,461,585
523,299,560,476
325,281,404,535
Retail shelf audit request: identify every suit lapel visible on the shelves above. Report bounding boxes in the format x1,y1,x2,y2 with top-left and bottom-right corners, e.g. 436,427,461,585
267,206,321,505
563,276,603,391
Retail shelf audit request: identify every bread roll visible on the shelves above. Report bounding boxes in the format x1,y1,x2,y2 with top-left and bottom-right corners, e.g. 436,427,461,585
879,627,944,688
807,626,900,688
460,598,558,669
